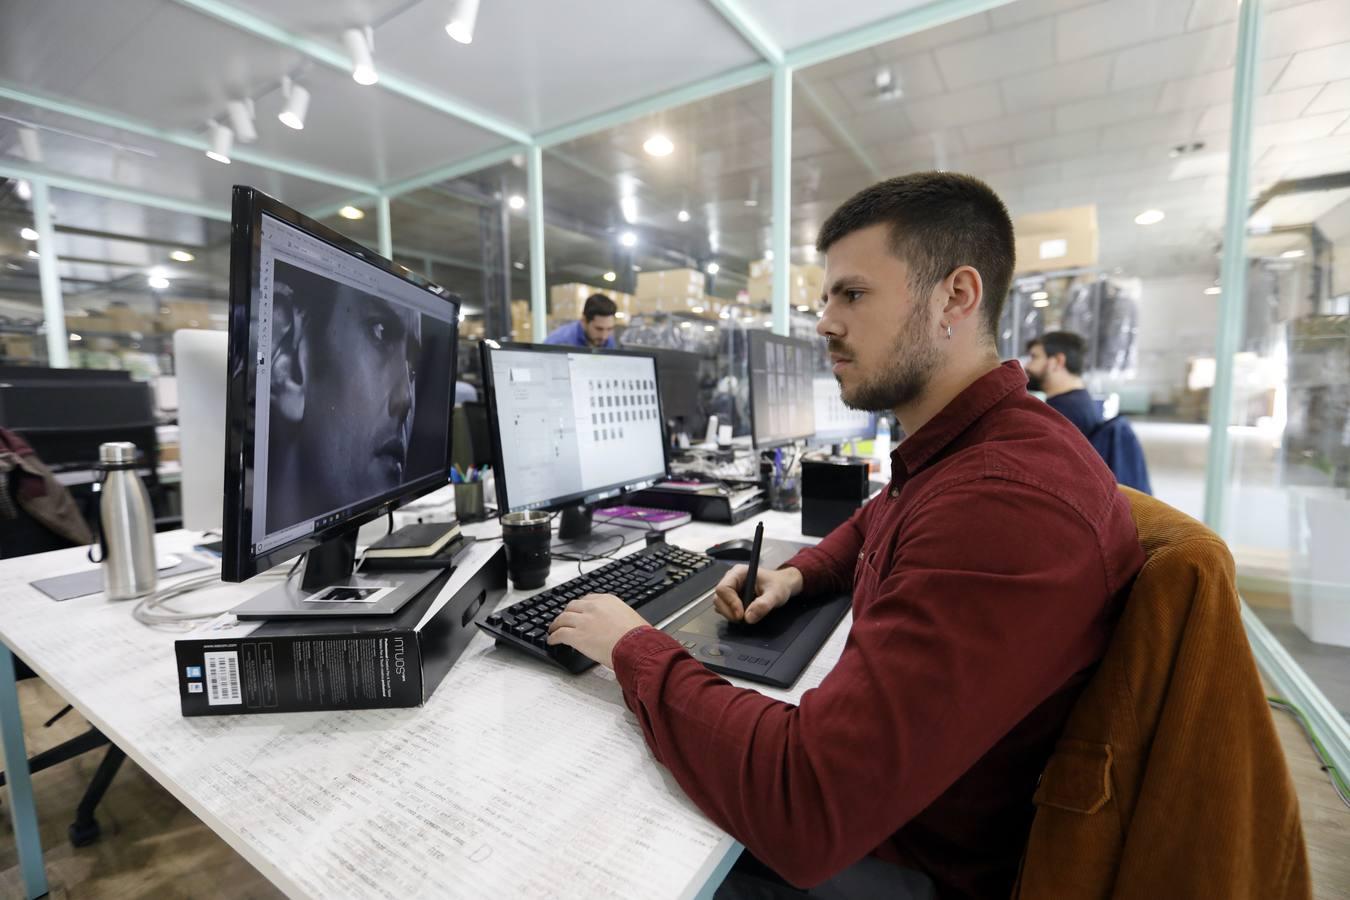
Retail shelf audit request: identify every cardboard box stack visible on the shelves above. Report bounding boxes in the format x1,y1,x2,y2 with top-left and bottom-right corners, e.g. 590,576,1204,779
746,260,825,310
1013,206,1099,274
634,268,705,315
510,300,533,342
158,300,213,332
549,284,634,322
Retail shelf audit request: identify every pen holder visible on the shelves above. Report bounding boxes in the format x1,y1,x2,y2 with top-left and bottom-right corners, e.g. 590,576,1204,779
453,481,486,521
769,475,801,512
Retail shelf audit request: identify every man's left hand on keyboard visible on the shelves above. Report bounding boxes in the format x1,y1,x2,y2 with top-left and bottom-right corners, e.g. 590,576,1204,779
547,593,648,670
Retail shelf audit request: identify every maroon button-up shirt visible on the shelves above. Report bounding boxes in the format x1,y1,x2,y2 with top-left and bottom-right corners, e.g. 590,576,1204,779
612,361,1145,898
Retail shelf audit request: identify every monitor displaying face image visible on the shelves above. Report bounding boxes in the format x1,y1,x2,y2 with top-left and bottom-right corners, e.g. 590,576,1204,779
222,187,460,582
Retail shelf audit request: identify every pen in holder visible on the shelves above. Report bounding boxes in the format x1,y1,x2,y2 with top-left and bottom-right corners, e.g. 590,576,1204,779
768,447,802,512
451,464,488,521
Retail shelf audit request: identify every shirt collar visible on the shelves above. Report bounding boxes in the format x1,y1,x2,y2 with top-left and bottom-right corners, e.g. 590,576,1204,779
894,360,1028,475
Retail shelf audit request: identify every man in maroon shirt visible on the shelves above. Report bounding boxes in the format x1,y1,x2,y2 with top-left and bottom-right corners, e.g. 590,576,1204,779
548,173,1145,898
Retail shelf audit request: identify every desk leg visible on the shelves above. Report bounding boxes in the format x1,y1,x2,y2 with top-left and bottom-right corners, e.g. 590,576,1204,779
0,645,48,899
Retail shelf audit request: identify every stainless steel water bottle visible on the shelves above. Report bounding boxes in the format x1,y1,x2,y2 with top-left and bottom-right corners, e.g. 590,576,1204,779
96,442,157,601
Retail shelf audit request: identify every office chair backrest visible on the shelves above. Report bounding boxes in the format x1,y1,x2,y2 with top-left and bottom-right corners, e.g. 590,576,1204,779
1015,488,1309,900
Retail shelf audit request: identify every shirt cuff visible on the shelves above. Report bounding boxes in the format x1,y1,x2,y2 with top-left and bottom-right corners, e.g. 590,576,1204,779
783,548,838,597
612,626,684,697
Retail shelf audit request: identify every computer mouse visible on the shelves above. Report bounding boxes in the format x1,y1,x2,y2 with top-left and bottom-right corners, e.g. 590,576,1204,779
705,538,756,561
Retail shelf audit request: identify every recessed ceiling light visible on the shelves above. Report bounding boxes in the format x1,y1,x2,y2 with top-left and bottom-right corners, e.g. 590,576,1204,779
677,209,691,223
1030,290,1049,301
1280,249,1305,259
445,0,479,44
339,205,365,220
278,79,310,130
603,271,617,282
691,305,704,314
705,262,719,275
170,249,195,262
619,231,637,248
508,194,525,210
1134,209,1165,226
27,249,39,259
15,180,32,201
513,261,525,270
719,310,730,319
148,275,170,290
1033,299,1050,309
643,134,674,157
1203,286,1221,295
19,227,39,241
796,304,809,312
632,265,642,271
70,333,82,342
744,198,758,208
615,311,627,319
704,324,715,332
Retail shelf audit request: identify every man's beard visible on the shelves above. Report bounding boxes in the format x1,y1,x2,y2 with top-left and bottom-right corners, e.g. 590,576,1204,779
832,301,941,412
1026,371,1044,392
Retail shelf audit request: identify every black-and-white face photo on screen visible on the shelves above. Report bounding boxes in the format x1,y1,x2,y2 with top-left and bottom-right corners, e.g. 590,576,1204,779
264,259,453,533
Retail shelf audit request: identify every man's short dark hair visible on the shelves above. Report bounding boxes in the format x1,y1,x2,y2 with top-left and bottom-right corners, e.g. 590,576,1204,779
1027,331,1087,376
583,294,617,321
816,172,1015,341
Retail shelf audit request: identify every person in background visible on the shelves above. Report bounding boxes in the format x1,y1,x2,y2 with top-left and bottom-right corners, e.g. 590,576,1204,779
544,294,618,348
1026,331,1152,493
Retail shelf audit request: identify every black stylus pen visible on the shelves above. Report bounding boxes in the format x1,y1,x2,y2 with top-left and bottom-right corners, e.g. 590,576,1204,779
739,521,765,617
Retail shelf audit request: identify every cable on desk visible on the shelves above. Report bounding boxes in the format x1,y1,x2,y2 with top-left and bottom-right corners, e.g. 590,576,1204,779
131,562,292,631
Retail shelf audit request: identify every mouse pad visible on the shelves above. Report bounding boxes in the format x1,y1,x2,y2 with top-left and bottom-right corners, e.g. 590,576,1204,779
31,557,213,602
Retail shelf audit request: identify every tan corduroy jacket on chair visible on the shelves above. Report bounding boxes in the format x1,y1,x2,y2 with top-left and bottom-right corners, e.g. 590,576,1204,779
1014,488,1310,900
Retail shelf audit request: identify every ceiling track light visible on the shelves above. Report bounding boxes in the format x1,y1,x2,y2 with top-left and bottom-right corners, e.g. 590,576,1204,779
677,209,691,223
206,121,233,164
279,77,310,130
343,27,379,85
874,67,902,101
18,127,43,164
445,0,480,44
226,98,257,143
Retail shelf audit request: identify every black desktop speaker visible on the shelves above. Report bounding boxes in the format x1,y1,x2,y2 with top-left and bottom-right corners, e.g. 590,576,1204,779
801,458,871,537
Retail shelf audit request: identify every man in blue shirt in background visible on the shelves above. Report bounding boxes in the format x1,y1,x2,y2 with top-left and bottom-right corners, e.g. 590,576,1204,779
544,294,618,348
1026,331,1152,493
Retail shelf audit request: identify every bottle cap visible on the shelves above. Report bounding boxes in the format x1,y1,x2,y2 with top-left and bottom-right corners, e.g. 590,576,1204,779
98,442,139,465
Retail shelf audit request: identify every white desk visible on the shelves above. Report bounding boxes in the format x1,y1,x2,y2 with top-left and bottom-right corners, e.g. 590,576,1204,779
0,510,845,899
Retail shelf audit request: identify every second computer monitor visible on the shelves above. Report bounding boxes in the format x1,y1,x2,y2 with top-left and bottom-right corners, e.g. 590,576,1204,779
748,331,816,449
481,342,667,516
812,376,877,446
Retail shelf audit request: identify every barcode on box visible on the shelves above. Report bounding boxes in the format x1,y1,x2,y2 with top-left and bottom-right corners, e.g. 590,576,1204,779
204,651,242,706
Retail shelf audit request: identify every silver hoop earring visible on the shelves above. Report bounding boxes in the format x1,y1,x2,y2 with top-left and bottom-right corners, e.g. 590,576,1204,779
945,323,952,340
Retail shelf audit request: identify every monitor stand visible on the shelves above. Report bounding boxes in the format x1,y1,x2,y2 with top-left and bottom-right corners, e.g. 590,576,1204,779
553,504,640,559
232,531,441,620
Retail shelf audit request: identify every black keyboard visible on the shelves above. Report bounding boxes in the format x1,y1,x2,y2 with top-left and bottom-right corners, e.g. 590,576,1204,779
477,543,728,673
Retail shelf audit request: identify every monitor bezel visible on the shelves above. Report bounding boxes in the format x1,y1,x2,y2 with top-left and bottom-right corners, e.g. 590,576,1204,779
479,340,670,515
222,186,461,582
747,330,817,449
